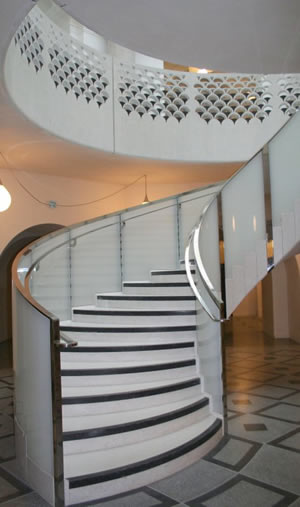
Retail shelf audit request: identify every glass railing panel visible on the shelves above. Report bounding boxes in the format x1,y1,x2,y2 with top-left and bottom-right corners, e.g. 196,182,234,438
70,219,121,307
221,152,267,316
29,233,71,320
179,185,222,257
17,250,33,286
12,287,58,505
122,200,178,280
196,197,222,318
269,112,300,263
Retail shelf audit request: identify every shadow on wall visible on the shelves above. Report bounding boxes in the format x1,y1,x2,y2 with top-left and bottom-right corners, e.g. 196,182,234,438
0,223,63,352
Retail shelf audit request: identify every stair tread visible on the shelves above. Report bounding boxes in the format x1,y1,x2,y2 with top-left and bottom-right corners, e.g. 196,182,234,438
63,395,206,431
61,357,195,370
60,320,196,330
72,305,196,314
64,415,218,478
61,339,194,348
96,293,195,299
62,376,198,397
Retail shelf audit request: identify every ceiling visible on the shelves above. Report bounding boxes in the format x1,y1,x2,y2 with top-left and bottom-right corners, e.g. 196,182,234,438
61,0,300,74
2,0,299,189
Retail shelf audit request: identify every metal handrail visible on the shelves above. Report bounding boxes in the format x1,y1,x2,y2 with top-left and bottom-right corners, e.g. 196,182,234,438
186,110,295,322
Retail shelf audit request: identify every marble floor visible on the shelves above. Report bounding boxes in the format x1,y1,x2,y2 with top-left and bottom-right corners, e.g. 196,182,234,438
1,317,300,506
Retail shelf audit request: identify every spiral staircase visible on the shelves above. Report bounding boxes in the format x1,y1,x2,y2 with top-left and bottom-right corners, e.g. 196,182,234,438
7,2,300,506
60,268,222,504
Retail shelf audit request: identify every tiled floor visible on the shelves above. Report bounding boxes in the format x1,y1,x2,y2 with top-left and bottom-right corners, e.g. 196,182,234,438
1,317,300,506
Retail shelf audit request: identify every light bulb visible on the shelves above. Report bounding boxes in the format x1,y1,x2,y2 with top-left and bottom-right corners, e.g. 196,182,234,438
0,182,11,212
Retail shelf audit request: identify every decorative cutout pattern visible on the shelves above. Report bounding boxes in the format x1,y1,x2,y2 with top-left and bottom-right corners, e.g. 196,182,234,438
13,5,110,109
194,75,273,123
277,76,300,116
117,64,190,122
14,15,44,72
48,45,109,107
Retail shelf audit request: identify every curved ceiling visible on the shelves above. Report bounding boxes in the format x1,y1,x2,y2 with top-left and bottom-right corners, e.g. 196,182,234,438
61,0,300,74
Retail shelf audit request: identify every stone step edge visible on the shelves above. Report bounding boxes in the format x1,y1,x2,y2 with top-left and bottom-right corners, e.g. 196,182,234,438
61,342,195,353
67,418,222,489
62,377,200,405
63,398,209,441
61,359,196,376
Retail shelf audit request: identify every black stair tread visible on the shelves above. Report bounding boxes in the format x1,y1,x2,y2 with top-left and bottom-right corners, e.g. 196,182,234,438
63,397,209,440
62,377,201,404
65,417,222,487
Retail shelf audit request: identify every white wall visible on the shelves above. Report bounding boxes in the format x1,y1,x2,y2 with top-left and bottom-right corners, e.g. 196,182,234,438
0,167,204,253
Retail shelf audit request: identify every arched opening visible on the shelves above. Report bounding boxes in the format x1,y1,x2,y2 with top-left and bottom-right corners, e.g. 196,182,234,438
0,223,64,368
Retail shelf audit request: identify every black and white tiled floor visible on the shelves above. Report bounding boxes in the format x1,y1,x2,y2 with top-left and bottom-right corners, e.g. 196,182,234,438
1,317,300,506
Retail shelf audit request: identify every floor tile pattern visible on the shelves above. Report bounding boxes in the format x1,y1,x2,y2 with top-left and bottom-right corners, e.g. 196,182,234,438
0,317,300,506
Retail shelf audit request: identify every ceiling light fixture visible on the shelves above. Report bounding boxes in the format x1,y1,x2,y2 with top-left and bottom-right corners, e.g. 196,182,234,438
0,179,11,212
196,68,213,74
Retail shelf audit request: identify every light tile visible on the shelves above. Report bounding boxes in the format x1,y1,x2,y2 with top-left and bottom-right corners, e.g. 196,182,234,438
259,403,300,423
193,478,285,507
151,460,235,502
227,393,278,413
228,413,297,443
211,438,253,466
244,445,300,494
248,385,296,399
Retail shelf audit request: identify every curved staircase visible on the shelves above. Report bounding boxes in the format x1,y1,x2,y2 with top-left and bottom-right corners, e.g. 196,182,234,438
60,268,222,505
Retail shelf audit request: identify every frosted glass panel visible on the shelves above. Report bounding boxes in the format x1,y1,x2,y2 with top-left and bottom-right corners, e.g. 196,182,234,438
30,235,71,320
222,153,267,315
71,220,121,306
122,201,178,280
12,287,55,505
180,191,219,256
269,112,300,226
197,198,221,317
17,251,33,286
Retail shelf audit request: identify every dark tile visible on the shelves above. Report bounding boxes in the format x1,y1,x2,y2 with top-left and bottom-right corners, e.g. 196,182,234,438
244,423,267,432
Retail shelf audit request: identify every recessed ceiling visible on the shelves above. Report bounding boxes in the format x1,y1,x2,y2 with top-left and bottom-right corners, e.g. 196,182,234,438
62,0,300,74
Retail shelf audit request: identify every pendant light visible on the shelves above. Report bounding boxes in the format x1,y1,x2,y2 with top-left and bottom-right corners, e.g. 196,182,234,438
0,179,11,212
142,175,150,204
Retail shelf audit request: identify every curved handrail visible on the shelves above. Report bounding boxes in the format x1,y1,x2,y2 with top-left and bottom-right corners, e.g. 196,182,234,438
186,111,295,322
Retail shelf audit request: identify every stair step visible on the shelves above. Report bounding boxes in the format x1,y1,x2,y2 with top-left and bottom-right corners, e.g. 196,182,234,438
65,417,222,504
61,345,194,363
71,306,197,325
96,293,196,309
150,269,193,283
62,377,200,404
60,321,197,340
63,395,206,434
122,281,193,296
61,340,195,352
63,398,210,454
61,358,197,387
62,377,202,416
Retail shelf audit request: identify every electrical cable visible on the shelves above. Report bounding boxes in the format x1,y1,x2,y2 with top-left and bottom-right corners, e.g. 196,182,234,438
0,150,147,207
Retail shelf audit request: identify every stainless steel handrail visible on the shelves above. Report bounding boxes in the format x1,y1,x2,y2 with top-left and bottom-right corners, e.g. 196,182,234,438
58,332,78,348
186,111,294,322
